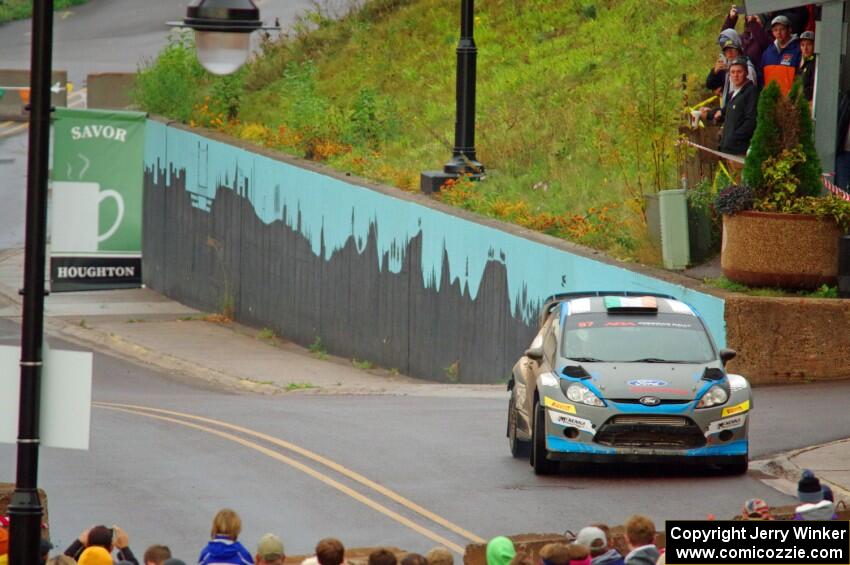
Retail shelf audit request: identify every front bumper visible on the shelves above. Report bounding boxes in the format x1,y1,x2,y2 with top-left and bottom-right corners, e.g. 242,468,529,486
540,393,751,461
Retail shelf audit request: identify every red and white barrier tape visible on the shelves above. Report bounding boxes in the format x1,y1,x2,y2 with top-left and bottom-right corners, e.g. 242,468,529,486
679,138,850,202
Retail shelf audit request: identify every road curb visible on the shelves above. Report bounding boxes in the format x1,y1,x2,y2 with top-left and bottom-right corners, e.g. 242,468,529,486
751,440,850,504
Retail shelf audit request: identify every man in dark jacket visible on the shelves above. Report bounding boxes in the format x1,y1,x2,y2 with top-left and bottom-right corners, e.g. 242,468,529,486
798,31,816,103
704,57,758,156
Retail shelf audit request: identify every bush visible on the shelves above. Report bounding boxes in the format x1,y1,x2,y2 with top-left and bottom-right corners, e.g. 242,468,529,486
133,32,206,122
714,184,754,216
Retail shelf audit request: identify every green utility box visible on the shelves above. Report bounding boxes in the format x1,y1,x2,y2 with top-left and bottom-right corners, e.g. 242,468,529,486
658,189,690,270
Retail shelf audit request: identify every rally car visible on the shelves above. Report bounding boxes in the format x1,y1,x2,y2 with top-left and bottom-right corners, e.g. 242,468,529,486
506,291,751,475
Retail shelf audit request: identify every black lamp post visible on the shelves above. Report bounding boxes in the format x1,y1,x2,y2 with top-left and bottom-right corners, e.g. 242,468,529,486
9,2,270,564
421,0,484,194
8,0,55,561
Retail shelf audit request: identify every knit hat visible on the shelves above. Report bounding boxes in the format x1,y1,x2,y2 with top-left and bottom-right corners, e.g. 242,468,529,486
78,546,114,565
742,498,772,520
575,527,606,554
257,533,285,561
798,469,824,503
486,537,515,565
796,499,836,521
822,484,834,502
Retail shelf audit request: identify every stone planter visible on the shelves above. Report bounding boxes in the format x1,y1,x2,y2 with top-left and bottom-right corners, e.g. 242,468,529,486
722,210,841,288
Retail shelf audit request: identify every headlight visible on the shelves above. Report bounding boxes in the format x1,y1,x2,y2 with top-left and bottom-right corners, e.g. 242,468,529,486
696,384,729,409
561,381,604,407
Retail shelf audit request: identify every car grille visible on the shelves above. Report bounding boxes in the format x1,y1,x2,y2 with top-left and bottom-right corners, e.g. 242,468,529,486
608,398,690,405
594,415,705,449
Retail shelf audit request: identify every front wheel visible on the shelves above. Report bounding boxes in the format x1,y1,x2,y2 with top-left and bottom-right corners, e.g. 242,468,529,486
508,393,530,458
531,402,558,475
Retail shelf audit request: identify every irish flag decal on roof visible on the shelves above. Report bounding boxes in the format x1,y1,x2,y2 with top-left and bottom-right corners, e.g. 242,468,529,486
603,296,658,311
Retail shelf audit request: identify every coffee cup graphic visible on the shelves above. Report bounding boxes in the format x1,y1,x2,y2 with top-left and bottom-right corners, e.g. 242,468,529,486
52,181,124,253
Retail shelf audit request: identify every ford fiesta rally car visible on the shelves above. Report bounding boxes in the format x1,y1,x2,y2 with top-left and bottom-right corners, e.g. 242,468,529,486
506,292,752,475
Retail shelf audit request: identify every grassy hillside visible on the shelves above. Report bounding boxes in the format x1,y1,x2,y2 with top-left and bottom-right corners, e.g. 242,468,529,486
0,0,89,25
135,0,726,261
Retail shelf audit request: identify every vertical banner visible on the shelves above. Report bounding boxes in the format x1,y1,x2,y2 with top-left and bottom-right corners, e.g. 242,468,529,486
51,108,146,291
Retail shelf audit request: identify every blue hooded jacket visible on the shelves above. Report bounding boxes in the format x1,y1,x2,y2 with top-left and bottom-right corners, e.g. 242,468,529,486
198,536,254,565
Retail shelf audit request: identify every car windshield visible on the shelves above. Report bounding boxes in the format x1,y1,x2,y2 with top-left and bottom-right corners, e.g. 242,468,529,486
561,313,715,363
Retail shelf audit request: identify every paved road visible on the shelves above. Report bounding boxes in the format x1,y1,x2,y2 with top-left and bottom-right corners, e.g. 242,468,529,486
0,0,317,86
3,317,850,561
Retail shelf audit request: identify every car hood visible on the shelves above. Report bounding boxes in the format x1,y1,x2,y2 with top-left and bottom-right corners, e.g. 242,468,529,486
561,361,724,400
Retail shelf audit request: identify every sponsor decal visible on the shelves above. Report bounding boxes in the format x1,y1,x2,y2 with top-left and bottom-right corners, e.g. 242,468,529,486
605,321,637,327
548,410,595,435
722,399,750,417
577,321,594,328
629,386,690,395
544,397,576,414
706,414,747,436
628,379,668,387
70,124,129,143
604,296,657,309
50,256,142,292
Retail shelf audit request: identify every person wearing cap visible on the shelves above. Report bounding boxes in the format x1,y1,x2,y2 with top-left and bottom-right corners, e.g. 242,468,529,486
761,14,801,95
741,498,773,520
256,533,285,565
704,57,758,156
707,30,757,109
798,30,816,102
576,527,623,565
722,5,773,72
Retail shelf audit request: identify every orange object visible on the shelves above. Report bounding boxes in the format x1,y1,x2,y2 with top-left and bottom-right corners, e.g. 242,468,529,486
763,66,795,96
0,526,8,555
18,88,30,104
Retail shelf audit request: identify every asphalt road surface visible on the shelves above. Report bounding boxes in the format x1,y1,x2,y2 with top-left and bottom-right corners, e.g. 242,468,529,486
3,318,850,561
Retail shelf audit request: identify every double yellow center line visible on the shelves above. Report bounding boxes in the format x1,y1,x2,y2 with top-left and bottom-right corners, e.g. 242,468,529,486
94,402,484,554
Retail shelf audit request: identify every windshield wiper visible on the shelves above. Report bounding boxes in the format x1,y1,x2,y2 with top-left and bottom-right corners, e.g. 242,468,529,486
568,356,603,362
628,358,691,363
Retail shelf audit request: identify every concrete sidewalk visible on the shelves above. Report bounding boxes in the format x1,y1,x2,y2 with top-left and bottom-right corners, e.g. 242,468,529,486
0,248,503,398
1,248,847,504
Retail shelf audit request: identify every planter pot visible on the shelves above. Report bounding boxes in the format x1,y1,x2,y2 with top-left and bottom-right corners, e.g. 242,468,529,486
722,210,841,289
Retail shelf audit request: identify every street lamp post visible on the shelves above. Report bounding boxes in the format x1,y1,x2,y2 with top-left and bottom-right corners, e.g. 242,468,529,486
8,0,54,561
420,0,484,194
9,2,271,563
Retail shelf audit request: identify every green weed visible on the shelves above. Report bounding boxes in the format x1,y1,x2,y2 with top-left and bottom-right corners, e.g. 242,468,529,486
309,336,329,359
285,382,316,391
352,358,374,370
705,276,839,299
444,360,460,383
258,328,276,340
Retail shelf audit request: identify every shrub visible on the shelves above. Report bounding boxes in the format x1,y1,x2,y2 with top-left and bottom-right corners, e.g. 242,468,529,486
133,32,206,122
714,184,754,216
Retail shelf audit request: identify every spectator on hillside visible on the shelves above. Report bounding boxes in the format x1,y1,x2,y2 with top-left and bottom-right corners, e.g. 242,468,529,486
741,498,773,520
402,553,427,565
761,15,801,95
78,546,113,565
707,30,757,103
198,509,253,565
623,515,658,565
316,538,346,565
485,537,515,565
798,31,816,103
426,547,454,565
721,6,772,75
837,93,850,190
576,527,623,565
255,533,285,565
369,548,398,565
144,544,171,565
540,543,570,565
702,57,758,155
64,525,139,565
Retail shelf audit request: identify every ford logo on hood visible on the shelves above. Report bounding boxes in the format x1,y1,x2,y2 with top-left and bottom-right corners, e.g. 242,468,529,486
639,396,661,406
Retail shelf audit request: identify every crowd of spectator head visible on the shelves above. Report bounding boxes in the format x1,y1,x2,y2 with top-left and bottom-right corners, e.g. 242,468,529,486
0,469,843,565
698,4,824,162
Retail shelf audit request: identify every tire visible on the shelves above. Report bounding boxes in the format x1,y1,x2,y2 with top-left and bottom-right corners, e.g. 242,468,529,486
508,393,530,458
531,402,558,475
721,454,749,475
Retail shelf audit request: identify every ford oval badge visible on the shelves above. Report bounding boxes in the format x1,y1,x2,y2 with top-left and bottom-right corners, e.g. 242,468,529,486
639,396,661,406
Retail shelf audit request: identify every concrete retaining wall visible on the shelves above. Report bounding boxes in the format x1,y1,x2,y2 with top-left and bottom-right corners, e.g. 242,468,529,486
0,69,67,120
725,294,850,384
141,118,725,384
87,72,136,110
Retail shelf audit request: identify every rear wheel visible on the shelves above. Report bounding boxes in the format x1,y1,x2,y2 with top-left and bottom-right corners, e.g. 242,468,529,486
531,402,558,475
508,393,530,458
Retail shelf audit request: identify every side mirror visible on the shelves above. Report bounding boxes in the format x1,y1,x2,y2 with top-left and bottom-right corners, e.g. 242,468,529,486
719,348,737,366
525,346,544,361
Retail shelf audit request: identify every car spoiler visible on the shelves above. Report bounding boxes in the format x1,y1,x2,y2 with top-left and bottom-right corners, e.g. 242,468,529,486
538,291,678,328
